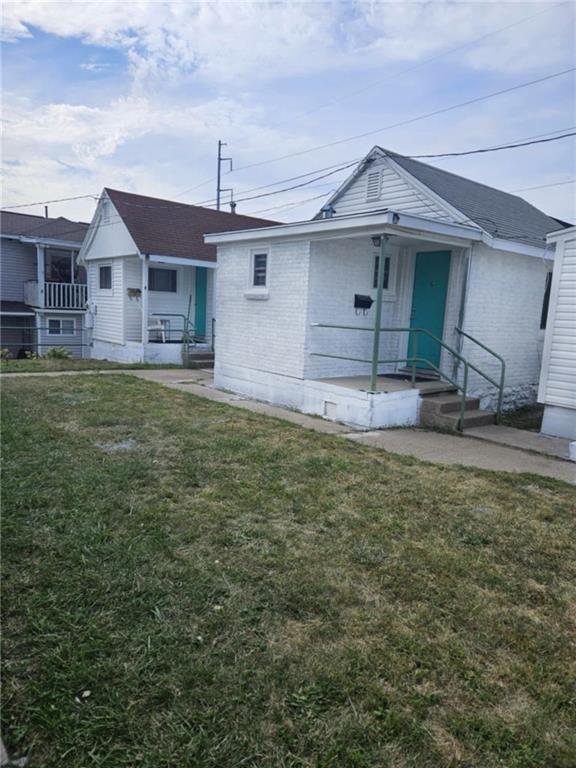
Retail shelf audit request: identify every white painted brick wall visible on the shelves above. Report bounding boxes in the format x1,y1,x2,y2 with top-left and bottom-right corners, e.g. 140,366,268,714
462,244,550,407
304,239,407,379
215,239,311,379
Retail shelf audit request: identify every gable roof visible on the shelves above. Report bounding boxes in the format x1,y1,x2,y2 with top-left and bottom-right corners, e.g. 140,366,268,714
105,188,278,262
378,148,565,248
0,210,89,244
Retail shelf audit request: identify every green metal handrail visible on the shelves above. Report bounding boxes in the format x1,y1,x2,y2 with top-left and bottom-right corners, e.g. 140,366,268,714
455,327,505,421
311,324,473,430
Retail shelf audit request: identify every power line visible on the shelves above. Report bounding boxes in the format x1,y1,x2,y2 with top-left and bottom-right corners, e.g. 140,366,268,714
3,127,573,218
195,161,359,207
2,193,99,211
229,67,576,174
250,191,333,216
409,131,576,159
511,179,576,193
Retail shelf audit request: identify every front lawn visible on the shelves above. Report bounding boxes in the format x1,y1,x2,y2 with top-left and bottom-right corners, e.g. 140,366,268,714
0,358,181,374
2,376,575,768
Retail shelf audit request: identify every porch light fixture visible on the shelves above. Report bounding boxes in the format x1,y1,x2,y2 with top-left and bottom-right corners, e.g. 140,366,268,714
371,235,381,248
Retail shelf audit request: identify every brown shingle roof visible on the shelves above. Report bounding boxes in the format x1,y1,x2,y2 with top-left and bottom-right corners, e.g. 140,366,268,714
105,188,278,262
0,210,89,244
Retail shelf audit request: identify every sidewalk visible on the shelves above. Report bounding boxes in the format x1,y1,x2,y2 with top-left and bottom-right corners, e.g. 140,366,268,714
3,367,575,484
130,369,575,485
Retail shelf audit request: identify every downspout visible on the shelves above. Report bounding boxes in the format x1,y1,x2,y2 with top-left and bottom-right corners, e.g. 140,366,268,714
453,243,474,380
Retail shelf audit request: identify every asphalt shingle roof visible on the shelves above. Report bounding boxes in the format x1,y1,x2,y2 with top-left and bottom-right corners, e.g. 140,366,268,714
105,189,278,262
0,211,88,244
380,148,566,248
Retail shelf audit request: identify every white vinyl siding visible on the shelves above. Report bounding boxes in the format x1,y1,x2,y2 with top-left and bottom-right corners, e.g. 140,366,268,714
124,257,142,342
331,157,453,220
538,235,576,408
89,259,124,343
37,312,84,358
0,239,36,302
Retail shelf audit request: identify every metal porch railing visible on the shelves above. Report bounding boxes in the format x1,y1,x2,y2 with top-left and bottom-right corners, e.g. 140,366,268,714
310,324,505,431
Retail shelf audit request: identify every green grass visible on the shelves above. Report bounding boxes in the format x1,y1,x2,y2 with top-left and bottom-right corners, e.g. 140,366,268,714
0,358,181,373
501,404,544,432
2,375,575,768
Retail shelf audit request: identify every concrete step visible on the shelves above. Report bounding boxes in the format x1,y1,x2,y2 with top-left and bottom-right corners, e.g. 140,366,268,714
420,406,495,431
420,393,481,415
185,352,214,369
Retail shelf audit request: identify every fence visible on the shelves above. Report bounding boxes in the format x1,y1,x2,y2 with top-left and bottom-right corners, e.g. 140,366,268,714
0,323,89,359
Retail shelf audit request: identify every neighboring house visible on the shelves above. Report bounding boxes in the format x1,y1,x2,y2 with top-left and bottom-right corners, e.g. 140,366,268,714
538,225,576,440
0,211,89,358
205,146,570,430
79,189,275,364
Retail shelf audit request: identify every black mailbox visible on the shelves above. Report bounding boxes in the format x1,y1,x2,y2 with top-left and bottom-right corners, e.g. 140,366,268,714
354,294,374,311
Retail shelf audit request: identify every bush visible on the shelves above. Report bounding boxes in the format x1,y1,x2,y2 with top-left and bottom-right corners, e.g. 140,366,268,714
44,347,72,360
0,348,11,360
24,350,40,360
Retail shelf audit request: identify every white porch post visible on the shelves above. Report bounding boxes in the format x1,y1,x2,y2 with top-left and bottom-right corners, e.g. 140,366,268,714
141,255,149,348
36,244,45,307
370,234,390,392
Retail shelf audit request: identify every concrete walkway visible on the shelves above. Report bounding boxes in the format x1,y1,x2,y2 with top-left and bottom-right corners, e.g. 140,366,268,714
466,423,571,460
345,429,575,485
3,367,575,484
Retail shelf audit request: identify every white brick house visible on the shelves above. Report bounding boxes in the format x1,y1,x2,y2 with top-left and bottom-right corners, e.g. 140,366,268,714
205,147,568,430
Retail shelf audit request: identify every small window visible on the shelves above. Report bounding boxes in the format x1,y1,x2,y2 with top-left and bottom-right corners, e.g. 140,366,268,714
373,254,391,290
366,171,381,201
540,271,552,329
99,265,112,290
149,268,177,293
48,318,75,335
252,253,268,287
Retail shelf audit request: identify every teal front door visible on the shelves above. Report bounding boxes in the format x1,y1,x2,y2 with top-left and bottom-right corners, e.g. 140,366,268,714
408,251,451,370
194,267,207,339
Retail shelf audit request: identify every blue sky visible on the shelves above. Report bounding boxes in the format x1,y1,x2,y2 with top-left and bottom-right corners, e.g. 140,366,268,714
2,1,575,223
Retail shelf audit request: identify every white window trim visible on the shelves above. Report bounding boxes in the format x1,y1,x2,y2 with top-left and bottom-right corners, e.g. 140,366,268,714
48,317,76,336
372,249,397,301
98,263,113,292
245,248,270,299
149,266,179,293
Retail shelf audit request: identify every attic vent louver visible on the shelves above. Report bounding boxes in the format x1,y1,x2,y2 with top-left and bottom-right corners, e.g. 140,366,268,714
366,170,381,201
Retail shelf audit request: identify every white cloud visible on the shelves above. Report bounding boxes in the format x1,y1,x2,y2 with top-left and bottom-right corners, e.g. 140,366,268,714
1,1,574,222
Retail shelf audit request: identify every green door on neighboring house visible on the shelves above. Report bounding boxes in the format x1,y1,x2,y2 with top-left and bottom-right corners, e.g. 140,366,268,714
194,267,207,339
408,251,451,370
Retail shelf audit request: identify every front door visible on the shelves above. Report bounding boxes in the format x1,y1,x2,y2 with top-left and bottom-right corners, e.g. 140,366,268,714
194,267,207,340
408,250,451,370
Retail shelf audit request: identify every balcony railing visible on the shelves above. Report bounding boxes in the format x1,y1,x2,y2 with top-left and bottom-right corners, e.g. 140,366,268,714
24,281,88,310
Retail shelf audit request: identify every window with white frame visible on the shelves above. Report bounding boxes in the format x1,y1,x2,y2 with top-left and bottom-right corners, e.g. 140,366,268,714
149,267,177,292
252,252,268,287
372,248,398,296
99,265,112,290
48,318,75,335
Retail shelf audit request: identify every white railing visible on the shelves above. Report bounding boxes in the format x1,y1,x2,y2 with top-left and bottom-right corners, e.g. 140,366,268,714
24,281,88,309
45,282,88,309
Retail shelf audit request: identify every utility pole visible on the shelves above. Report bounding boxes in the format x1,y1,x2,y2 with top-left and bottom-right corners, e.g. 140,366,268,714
216,140,232,211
